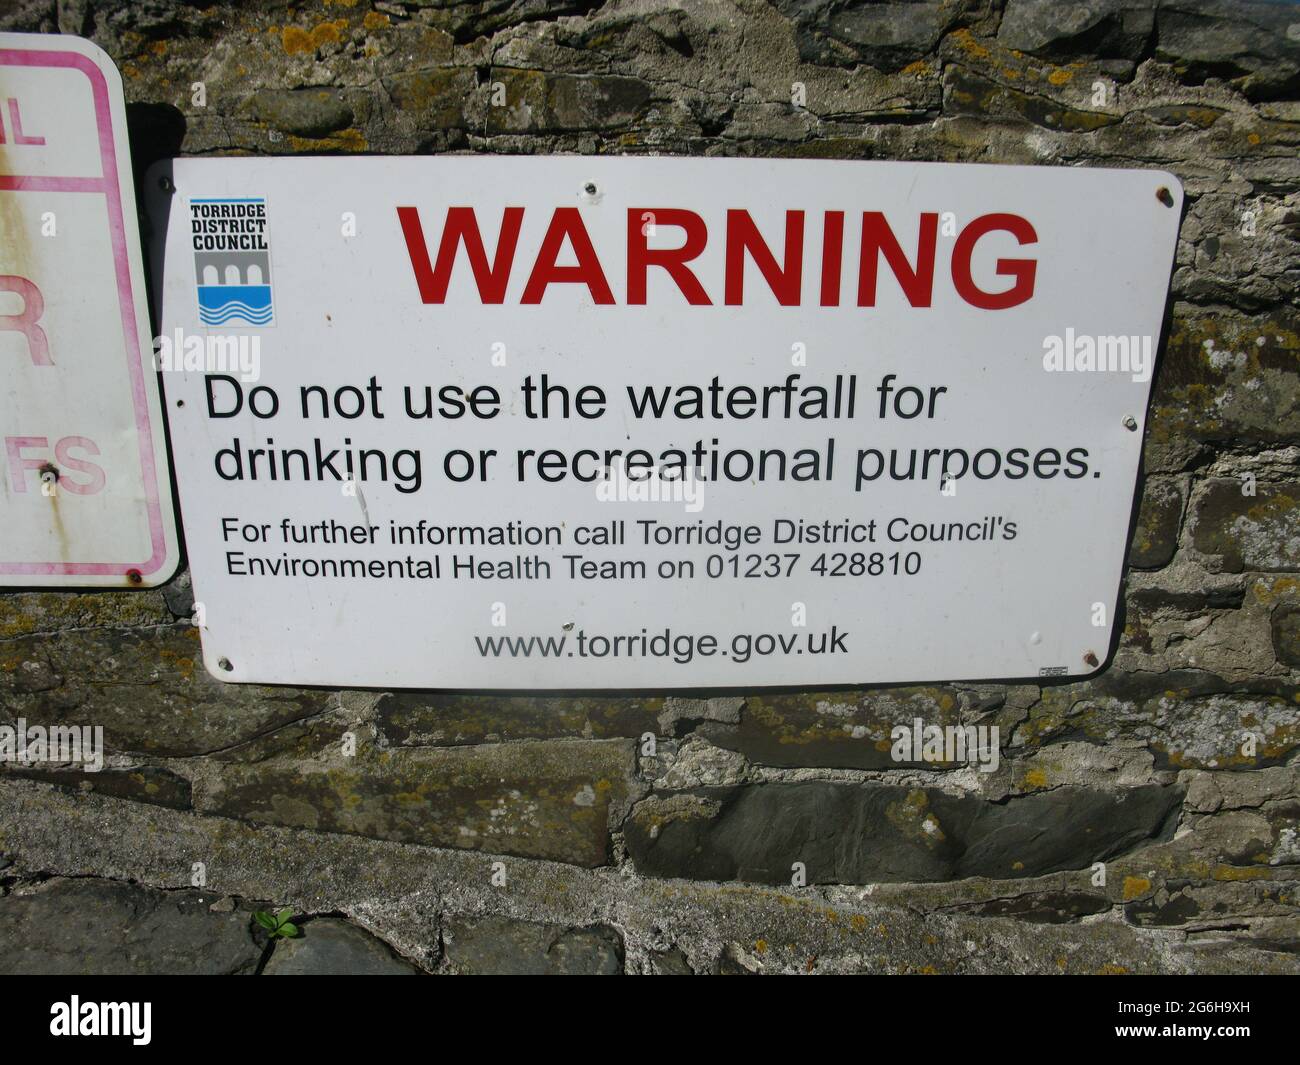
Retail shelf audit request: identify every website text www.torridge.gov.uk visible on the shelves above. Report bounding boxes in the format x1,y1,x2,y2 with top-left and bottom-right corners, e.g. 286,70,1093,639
474,626,848,664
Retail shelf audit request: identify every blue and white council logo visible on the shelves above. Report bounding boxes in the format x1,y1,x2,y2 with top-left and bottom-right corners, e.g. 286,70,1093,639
190,197,274,326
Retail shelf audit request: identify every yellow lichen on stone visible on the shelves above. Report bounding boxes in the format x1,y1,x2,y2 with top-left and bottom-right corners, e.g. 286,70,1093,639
1212,865,1269,881
310,20,349,48
950,29,990,60
285,128,368,153
1251,576,1299,606
1122,876,1152,900
281,26,312,54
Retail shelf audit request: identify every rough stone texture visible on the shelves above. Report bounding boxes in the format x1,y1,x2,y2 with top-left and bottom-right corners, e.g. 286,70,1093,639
442,916,624,974
0,765,192,809
703,686,967,769
1156,0,1300,103
1188,479,1300,573
1017,672,1300,770
195,739,636,866
1,783,1296,974
0,625,334,757
624,782,1183,884
0,0,1295,973
1129,477,1185,569
999,1,1156,62
1274,602,1300,670
263,918,420,975
775,0,980,72
0,878,261,975
240,88,355,137
376,691,661,745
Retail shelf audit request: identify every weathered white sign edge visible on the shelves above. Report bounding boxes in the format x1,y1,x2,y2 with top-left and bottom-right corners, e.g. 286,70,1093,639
0,32,177,588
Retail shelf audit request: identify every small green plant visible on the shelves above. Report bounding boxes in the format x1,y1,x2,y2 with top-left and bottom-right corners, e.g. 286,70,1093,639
254,908,300,940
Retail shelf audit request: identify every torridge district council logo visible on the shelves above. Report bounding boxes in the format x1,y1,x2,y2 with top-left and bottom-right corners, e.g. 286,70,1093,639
190,196,274,326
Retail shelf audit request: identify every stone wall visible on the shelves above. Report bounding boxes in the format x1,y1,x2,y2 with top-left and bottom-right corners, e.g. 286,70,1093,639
0,0,1297,974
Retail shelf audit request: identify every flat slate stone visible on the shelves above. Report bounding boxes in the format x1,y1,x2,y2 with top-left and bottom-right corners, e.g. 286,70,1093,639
1128,478,1185,570
240,89,354,138
263,918,419,975
0,626,332,758
773,0,960,71
200,739,634,867
0,765,191,810
999,0,1155,60
704,686,964,770
625,782,1183,884
0,879,260,975
375,691,661,746
1190,479,1300,573
1272,603,1300,669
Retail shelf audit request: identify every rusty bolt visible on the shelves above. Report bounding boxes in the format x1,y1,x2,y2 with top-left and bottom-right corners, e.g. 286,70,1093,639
126,569,143,585
1156,186,1174,207
1083,650,1100,668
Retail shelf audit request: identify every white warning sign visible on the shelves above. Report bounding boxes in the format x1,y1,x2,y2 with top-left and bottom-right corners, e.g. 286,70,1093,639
148,156,1181,689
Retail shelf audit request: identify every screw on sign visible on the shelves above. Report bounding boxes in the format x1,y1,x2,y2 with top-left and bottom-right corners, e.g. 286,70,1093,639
0,33,176,587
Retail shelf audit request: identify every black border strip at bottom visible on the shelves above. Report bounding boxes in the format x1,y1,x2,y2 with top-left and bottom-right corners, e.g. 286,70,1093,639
2,973,1288,1049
